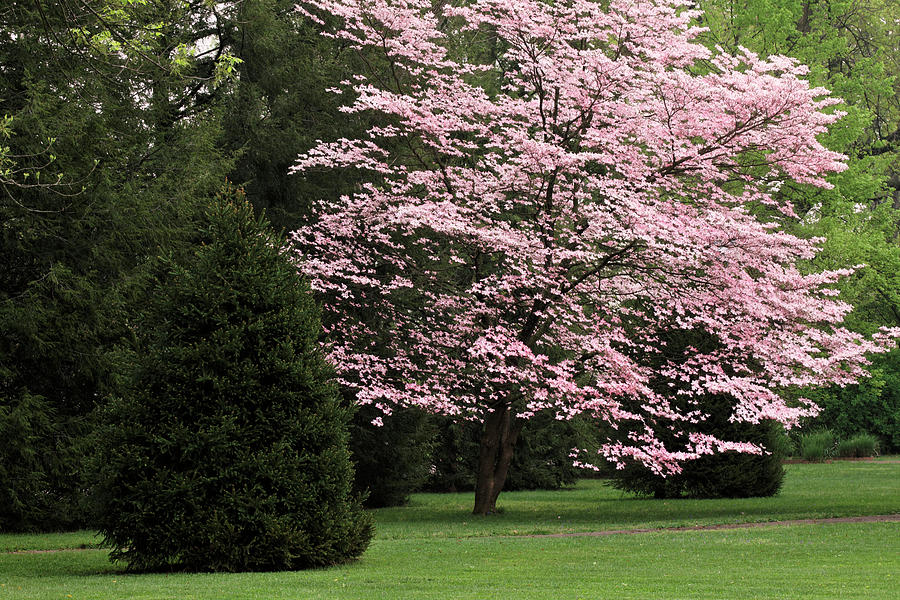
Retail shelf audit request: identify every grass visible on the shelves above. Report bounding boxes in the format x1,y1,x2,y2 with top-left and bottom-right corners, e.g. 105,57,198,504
1,523,898,599
799,430,835,461
0,461,898,599
836,434,880,458
871,454,899,461
0,532,101,554
374,460,900,539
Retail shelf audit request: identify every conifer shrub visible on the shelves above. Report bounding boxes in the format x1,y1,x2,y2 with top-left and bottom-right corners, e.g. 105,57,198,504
608,393,787,499
505,415,595,491
349,403,436,507
90,189,371,572
606,328,785,499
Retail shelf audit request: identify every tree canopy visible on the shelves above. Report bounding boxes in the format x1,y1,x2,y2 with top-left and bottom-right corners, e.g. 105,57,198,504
292,0,898,514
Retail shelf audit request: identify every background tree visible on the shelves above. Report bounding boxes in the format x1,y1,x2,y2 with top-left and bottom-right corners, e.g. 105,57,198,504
0,0,235,531
292,0,897,515
349,404,436,507
219,0,365,231
215,1,448,506
425,413,592,493
698,0,900,451
0,0,421,529
91,189,372,572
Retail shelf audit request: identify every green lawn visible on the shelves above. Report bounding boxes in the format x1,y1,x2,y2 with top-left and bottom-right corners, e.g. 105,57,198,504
374,460,900,539
1,461,898,599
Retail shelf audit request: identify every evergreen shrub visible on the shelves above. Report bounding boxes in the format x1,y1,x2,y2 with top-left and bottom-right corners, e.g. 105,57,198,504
90,189,371,572
608,394,787,499
349,403,436,507
606,325,786,499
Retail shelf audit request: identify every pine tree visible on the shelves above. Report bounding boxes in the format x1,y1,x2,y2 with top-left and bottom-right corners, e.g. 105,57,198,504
91,188,371,572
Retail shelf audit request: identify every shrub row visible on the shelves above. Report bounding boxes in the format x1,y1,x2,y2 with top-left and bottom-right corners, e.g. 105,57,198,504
797,430,880,461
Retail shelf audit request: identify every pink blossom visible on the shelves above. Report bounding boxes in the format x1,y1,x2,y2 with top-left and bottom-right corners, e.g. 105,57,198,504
292,0,897,479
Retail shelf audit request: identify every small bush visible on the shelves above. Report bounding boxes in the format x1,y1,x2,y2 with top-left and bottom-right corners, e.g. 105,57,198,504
608,414,787,499
799,430,835,462
835,434,879,458
605,327,787,500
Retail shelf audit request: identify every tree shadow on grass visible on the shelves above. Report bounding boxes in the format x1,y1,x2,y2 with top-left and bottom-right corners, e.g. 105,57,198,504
0,549,122,578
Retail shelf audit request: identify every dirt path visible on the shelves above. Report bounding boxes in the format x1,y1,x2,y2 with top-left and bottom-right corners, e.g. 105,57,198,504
3,547,103,555
528,514,900,538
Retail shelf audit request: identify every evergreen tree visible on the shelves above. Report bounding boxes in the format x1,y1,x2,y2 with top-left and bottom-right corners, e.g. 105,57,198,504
349,404,436,507
0,0,233,531
91,189,371,572
220,0,365,230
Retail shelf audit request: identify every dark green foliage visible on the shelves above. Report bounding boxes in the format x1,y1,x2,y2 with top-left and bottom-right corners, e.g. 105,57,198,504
423,418,476,493
220,0,363,230
835,434,879,458
349,404,436,508
90,191,371,572
218,4,429,505
609,412,787,499
505,415,595,491
425,413,589,493
0,1,232,530
606,328,785,499
0,263,100,531
0,392,86,532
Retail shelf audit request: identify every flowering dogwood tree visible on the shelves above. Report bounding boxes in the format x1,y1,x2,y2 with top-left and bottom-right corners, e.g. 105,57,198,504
292,0,897,514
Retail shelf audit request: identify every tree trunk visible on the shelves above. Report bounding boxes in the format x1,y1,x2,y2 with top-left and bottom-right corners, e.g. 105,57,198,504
472,404,523,515
797,0,812,34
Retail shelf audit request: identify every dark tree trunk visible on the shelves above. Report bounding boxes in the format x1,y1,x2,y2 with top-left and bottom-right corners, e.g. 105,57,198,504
797,0,812,34
472,403,523,515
